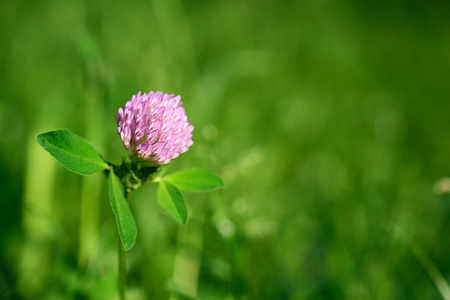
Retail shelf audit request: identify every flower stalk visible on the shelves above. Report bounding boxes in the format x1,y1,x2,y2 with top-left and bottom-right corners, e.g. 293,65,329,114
118,238,127,300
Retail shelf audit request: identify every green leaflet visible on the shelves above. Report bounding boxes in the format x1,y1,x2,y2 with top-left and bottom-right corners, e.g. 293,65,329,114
109,170,137,251
157,180,187,225
36,129,108,175
163,169,224,192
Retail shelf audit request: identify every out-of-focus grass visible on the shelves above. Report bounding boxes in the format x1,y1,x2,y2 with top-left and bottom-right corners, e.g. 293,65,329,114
1,0,450,299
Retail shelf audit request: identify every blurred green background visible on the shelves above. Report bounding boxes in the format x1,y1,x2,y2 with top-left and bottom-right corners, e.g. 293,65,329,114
1,0,450,299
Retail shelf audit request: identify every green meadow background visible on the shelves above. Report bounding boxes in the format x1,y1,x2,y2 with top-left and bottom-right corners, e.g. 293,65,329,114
1,0,450,299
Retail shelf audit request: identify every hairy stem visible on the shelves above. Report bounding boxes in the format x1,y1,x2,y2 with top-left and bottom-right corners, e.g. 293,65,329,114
118,239,127,300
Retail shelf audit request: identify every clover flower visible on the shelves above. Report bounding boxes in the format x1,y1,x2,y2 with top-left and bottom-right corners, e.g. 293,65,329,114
116,91,194,165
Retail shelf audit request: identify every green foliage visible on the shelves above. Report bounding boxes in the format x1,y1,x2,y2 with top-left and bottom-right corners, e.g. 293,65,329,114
36,129,109,175
35,130,222,249
163,169,224,191
157,180,187,226
109,170,137,251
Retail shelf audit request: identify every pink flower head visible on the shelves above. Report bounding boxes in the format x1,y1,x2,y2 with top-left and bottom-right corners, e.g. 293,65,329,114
116,91,194,165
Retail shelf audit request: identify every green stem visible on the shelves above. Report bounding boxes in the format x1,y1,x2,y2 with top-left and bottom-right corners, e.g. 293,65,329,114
118,188,130,300
118,239,127,300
